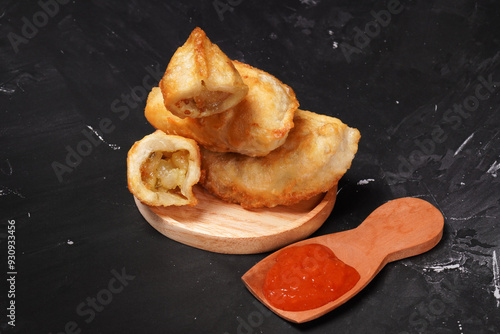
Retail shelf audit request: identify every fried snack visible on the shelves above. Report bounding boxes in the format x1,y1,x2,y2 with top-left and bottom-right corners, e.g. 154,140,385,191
160,27,248,118
146,61,298,157
127,130,201,207
200,109,361,209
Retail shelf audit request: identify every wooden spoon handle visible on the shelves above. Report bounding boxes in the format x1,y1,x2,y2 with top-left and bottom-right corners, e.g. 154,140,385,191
353,197,444,264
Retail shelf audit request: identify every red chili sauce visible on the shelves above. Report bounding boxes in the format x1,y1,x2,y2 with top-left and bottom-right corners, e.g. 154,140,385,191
262,243,360,311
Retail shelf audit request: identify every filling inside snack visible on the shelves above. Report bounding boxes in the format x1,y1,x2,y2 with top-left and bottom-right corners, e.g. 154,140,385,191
141,150,189,194
176,88,230,114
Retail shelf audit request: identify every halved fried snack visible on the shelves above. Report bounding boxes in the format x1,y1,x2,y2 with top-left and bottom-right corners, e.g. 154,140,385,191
160,27,248,118
127,130,201,207
199,109,361,209
146,61,298,157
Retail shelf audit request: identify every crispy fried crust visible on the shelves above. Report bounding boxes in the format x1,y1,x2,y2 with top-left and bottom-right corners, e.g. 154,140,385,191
160,27,248,118
127,130,201,207
146,61,298,157
199,109,361,209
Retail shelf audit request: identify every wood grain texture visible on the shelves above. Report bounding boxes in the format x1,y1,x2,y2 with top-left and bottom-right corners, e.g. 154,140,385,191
242,197,444,323
134,185,337,254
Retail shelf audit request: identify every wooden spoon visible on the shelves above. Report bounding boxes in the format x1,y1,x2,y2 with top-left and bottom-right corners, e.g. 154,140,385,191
241,197,444,323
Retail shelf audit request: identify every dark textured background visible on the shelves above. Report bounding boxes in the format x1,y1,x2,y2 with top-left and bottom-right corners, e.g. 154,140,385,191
1,0,499,333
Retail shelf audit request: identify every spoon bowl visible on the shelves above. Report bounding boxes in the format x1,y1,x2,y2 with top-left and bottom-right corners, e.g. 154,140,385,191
241,197,444,323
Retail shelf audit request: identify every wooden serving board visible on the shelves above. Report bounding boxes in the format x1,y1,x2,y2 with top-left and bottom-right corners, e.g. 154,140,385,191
134,185,337,254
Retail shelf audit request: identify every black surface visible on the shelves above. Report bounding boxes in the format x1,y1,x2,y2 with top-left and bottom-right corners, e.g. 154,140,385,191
1,0,500,333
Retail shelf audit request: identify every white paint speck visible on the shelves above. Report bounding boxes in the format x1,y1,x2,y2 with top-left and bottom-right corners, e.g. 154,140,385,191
357,178,375,185
0,186,25,198
336,186,344,195
492,250,500,307
454,132,475,156
332,41,338,49
67,240,74,245
449,214,496,221
423,259,465,273
423,263,462,273
435,104,438,111
86,125,120,150
487,160,500,177
457,320,464,334
396,100,400,104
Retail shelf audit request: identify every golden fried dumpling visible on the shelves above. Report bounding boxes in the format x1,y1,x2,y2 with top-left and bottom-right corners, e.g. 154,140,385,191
146,61,298,157
199,109,361,209
160,27,248,118
127,130,201,207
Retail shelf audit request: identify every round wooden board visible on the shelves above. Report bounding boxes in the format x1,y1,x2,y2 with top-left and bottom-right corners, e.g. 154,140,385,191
134,185,337,254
